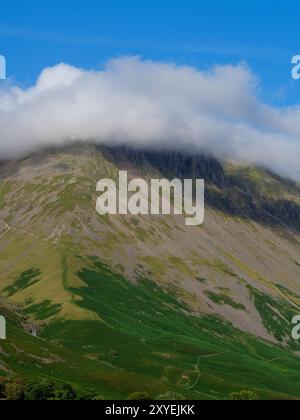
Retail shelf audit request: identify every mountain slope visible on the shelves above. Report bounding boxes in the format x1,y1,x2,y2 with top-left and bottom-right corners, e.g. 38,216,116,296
1,262,300,400
0,144,300,399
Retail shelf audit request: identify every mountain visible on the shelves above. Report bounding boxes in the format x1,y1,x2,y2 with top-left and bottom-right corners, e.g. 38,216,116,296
0,143,300,400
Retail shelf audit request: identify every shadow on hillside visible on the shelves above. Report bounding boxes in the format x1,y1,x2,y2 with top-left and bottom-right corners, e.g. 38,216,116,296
103,146,300,235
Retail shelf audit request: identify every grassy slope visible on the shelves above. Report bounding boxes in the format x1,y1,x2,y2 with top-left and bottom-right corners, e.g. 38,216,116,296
2,260,300,400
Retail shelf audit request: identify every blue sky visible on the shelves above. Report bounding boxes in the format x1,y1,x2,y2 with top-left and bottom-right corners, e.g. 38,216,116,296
0,0,299,104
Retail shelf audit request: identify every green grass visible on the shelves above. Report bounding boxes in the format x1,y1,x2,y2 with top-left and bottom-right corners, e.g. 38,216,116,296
37,261,300,399
2,259,300,400
248,285,298,346
205,291,246,311
24,300,63,320
4,269,41,297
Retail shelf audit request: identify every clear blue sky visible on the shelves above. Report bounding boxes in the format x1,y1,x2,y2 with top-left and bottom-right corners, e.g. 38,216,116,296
0,0,299,104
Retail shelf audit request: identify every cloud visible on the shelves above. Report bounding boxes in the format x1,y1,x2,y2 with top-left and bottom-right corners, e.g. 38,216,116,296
0,56,300,179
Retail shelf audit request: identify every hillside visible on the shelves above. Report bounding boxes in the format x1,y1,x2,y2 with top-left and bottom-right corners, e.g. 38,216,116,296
0,144,300,399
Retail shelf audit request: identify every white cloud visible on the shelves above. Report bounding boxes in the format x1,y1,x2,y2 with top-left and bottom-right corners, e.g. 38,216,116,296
1,56,300,179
